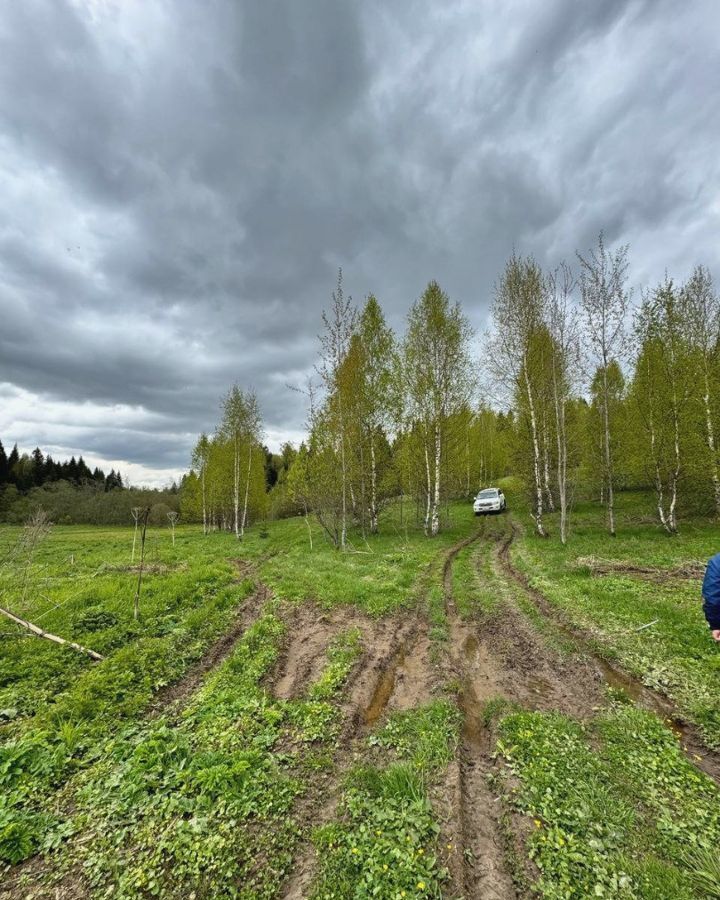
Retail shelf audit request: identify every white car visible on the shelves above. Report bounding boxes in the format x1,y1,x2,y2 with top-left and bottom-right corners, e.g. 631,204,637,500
473,487,506,515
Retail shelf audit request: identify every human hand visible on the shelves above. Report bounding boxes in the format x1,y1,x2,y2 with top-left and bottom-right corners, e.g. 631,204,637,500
712,629,720,643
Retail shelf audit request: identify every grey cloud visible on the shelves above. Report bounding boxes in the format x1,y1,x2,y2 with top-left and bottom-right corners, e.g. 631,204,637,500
1,0,719,481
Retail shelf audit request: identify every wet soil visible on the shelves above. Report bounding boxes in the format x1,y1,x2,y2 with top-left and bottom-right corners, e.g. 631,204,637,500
498,526,720,783
437,527,616,900
575,555,705,582
280,604,435,899
9,528,720,900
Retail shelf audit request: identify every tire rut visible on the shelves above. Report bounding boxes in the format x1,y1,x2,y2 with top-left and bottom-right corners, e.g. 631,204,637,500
442,530,517,900
497,524,720,784
149,579,271,715
280,611,423,899
440,520,626,899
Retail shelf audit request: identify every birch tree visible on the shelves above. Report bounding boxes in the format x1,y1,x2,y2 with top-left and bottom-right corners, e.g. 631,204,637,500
240,393,262,538
632,279,692,534
318,270,357,550
546,262,579,543
682,265,720,515
220,387,262,539
358,295,397,533
577,233,630,536
404,281,473,536
490,254,548,536
167,510,178,545
191,433,210,535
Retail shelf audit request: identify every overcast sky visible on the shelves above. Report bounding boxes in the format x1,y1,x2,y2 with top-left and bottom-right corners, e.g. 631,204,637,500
1,0,718,487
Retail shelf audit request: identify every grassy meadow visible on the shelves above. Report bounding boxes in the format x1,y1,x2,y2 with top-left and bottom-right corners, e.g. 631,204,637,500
2,493,720,897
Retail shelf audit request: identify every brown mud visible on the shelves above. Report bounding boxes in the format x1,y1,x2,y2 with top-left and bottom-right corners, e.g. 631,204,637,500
271,602,369,701
575,555,705,582
438,527,615,900
498,526,720,784
280,610,428,899
8,528,720,900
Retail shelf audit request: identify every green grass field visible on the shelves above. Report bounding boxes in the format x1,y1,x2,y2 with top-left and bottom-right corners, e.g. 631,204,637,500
2,495,720,898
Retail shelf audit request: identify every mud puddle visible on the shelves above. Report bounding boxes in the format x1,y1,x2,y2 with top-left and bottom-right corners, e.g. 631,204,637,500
363,645,406,725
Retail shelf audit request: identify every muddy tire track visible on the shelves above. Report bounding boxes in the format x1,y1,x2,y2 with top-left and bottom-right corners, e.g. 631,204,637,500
150,580,271,715
280,609,426,899
439,523,624,900
271,602,371,701
497,524,720,783
441,530,517,900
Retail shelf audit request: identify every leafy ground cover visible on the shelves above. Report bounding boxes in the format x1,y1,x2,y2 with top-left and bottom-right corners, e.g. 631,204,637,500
0,504,475,878
510,493,720,747
451,515,507,621
311,701,461,898
42,613,364,899
5,495,720,897
253,504,477,616
494,703,720,899
0,525,255,866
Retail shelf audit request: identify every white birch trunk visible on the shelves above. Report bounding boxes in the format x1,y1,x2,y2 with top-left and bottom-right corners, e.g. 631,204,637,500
0,605,104,661
340,429,347,550
431,421,441,536
369,437,378,534
240,444,252,537
601,364,616,536
668,385,681,535
552,361,568,544
423,439,432,536
201,462,207,536
233,433,240,539
703,369,720,516
542,409,555,512
524,366,546,536
303,502,313,550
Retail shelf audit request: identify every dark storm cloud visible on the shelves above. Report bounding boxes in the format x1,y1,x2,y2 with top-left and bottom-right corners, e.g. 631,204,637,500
1,0,718,483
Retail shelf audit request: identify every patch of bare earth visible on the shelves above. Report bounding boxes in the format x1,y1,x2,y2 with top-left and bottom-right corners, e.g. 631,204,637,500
497,526,720,784
280,605,434,899
437,525,621,900
575,555,705,581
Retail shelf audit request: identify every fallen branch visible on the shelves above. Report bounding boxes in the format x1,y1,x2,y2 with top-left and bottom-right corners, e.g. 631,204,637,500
0,604,104,661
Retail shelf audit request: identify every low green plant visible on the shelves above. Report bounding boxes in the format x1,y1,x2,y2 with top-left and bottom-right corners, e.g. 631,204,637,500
496,705,720,898
311,701,461,898
308,628,363,701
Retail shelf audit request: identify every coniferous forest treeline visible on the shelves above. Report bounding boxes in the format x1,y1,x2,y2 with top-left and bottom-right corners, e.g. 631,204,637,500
4,235,720,538
0,443,182,525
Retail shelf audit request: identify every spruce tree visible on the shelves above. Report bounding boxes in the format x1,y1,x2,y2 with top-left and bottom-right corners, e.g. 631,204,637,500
31,448,45,486
0,440,8,484
7,444,19,484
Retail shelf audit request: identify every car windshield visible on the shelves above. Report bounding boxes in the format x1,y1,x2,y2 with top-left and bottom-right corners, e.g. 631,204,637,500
477,489,498,498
